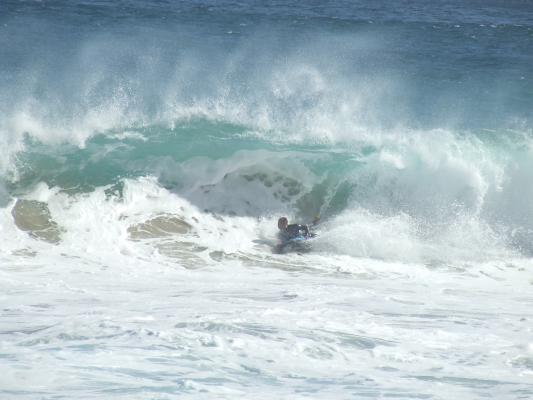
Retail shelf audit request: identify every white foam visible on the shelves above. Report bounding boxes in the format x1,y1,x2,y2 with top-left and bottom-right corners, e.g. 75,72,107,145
1,175,532,399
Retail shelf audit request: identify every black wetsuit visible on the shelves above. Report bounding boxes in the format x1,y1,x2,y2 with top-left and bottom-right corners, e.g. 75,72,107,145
279,224,310,242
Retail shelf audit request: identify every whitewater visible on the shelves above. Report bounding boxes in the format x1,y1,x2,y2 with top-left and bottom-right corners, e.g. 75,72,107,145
1,1,532,399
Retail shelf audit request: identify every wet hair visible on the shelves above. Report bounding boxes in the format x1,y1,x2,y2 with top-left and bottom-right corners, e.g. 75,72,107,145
278,217,288,229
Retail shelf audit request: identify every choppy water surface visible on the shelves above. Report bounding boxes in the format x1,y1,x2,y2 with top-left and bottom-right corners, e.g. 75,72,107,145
1,1,533,398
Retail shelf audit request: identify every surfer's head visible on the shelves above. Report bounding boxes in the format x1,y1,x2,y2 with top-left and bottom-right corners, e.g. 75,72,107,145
277,217,288,230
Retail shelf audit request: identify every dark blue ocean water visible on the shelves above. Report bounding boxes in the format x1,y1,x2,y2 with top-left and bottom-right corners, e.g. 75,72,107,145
1,0,532,131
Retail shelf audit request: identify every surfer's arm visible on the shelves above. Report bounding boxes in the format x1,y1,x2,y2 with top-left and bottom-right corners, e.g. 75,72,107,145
300,224,310,237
